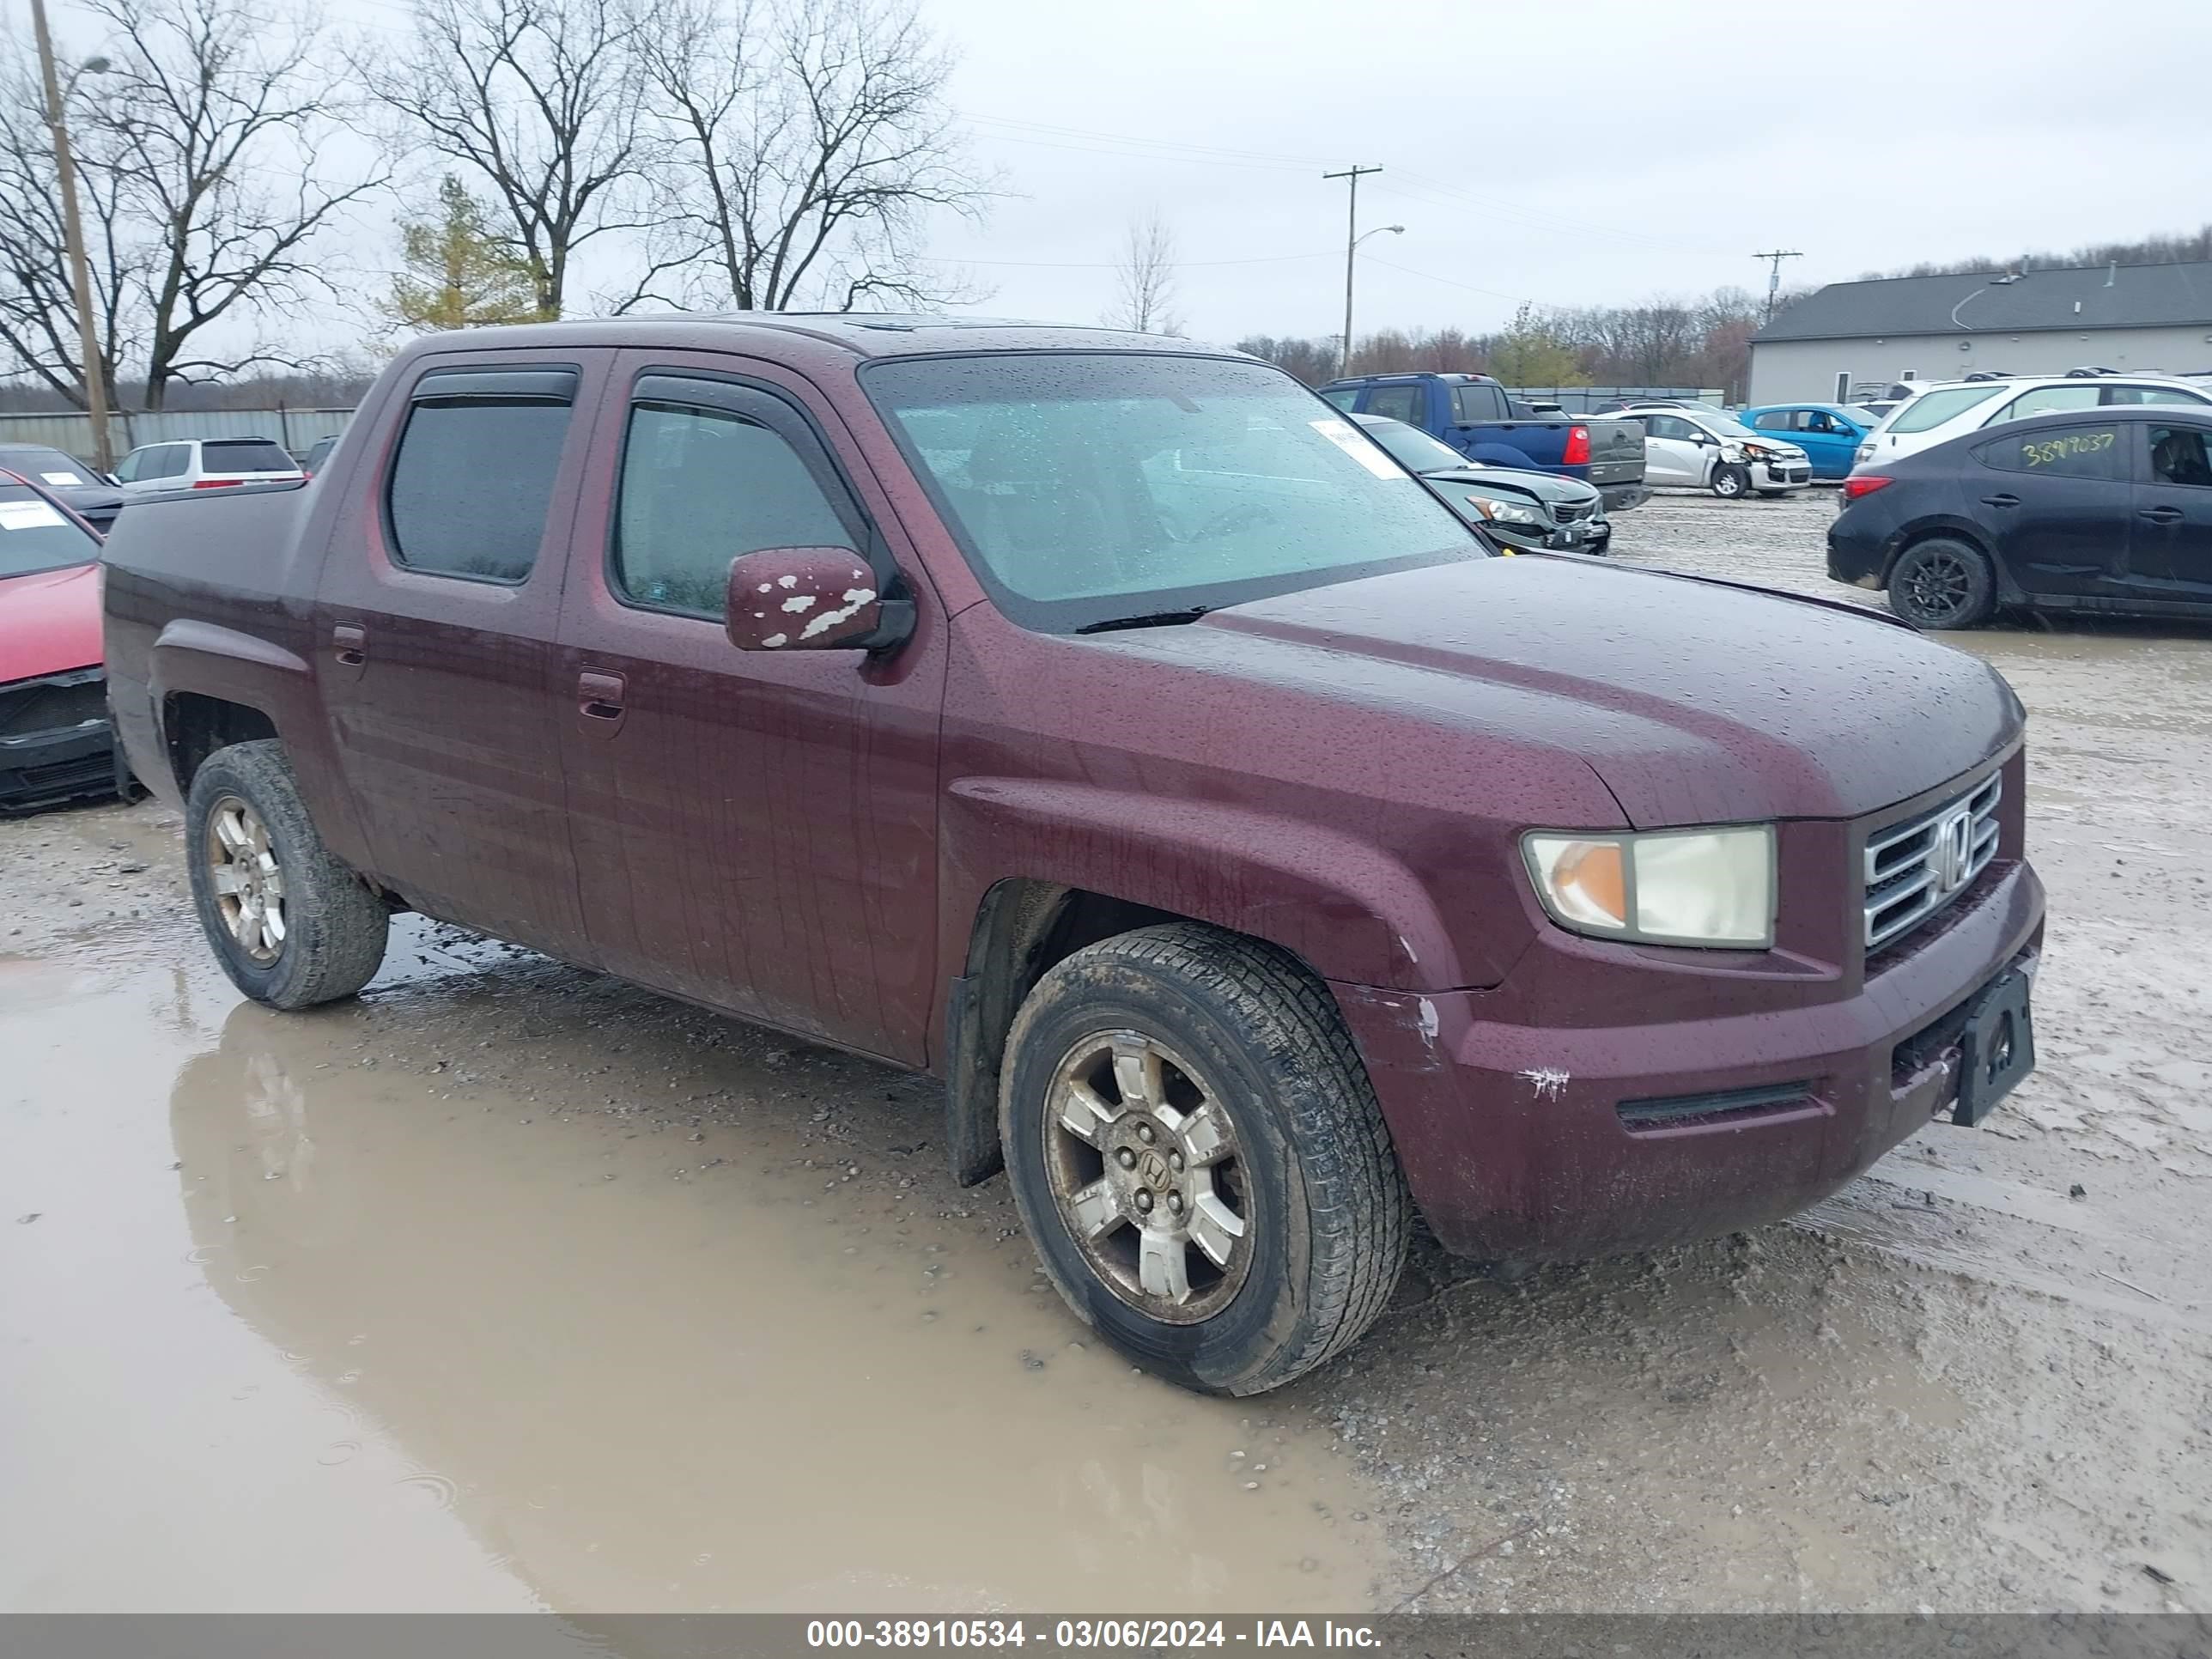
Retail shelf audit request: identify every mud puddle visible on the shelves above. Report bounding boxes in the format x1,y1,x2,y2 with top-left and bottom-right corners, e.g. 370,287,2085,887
1,938,1385,1613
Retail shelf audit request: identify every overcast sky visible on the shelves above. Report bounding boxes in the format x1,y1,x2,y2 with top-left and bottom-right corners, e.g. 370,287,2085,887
33,0,2212,356
914,0,2212,343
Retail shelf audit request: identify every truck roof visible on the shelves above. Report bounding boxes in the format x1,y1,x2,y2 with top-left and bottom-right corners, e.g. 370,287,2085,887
396,313,1226,369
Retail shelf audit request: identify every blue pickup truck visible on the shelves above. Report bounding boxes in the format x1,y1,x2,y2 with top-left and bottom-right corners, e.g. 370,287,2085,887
1320,373,1650,513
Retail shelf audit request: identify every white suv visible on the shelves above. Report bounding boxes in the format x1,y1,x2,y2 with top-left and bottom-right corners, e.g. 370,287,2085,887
114,436,306,494
1852,373,2212,469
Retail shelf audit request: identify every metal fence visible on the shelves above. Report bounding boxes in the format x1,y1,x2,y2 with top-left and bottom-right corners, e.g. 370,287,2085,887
0,405,354,462
1501,386,1726,413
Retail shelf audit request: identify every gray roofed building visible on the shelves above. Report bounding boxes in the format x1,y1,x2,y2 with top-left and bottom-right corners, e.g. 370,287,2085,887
1746,260,2212,405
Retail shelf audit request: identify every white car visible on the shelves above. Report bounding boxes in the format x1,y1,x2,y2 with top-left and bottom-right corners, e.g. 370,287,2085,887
1614,405,1812,498
113,436,306,494
1851,372,2212,470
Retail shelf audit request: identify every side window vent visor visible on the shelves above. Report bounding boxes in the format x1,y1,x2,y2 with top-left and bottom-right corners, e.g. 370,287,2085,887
411,367,579,405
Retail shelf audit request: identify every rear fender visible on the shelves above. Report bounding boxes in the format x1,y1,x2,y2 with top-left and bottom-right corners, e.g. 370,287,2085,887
145,620,374,869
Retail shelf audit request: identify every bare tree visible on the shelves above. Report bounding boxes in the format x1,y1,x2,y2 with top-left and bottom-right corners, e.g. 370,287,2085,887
0,45,137,409
81,0,383,407
626,0,994,313
1105,208,1181,335
356,0,641,318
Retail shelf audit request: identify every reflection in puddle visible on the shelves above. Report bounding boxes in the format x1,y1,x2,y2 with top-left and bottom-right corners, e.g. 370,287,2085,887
3,951,1383,1613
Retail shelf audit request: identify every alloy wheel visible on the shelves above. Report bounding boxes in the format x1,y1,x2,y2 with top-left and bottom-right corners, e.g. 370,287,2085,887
1042,1030,1252,1324
205,794,287,963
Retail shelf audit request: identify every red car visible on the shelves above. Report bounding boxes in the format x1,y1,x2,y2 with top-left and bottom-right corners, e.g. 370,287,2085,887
0,469,125,813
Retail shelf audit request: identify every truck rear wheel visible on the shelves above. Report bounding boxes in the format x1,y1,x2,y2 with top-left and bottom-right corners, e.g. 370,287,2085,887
999,923,1409,1395
185,740,388,1009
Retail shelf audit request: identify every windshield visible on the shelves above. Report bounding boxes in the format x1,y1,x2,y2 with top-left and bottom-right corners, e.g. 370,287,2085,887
1886,386,2003,433
0,483,98,577
864,353,1485,632
0,447,98,488
1355,416,1471,474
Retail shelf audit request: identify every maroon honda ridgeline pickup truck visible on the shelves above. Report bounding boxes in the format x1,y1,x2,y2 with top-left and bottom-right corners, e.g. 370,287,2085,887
102,319,2045,1394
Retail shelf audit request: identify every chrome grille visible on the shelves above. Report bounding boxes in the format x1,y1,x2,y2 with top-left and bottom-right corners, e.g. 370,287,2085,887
1863,774,2001,952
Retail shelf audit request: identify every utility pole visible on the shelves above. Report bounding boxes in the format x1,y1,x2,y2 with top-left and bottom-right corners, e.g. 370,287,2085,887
29,0,115,472
1325,164,1383,378
1753,248,1804,326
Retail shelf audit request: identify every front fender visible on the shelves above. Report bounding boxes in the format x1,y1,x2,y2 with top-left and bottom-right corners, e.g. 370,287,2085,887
941,776,1512,992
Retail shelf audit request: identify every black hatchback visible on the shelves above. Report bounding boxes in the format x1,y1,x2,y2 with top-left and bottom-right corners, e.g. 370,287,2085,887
1828,406,2212,629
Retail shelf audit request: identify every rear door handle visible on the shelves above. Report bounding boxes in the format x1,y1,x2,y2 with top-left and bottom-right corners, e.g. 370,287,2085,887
1980,494,2021,509
577,669,627,734
331,621,367,667
2138,505,2185,524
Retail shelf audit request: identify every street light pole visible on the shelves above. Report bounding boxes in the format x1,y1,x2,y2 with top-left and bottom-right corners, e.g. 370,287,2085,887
29,0,115,472
1338,224,1405,380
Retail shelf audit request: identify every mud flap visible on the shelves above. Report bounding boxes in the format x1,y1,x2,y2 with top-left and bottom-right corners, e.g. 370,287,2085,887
944,973,1005,1185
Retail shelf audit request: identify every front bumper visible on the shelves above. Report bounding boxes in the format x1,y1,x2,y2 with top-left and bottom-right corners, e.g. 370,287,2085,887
0,668,125,814
1335,854,2045,1261
1753,459,1813,489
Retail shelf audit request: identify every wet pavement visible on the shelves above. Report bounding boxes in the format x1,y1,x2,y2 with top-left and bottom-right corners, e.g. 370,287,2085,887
3,490,2208,1613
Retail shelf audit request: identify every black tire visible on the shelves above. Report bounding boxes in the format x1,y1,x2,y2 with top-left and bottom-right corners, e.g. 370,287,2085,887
185,739,389,1009
1000,922,1410,1395
1711,464,1749,499
1887,537,1998,630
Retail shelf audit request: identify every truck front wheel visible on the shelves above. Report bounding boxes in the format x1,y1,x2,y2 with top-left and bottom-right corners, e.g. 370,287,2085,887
999,923,1410,1395
185,739,389,1009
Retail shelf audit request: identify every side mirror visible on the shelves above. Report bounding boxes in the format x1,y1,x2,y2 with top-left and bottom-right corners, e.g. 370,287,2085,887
724,545,912,653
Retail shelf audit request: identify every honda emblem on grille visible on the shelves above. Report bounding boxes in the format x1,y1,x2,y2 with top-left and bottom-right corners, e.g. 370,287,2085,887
1928,805,1977,896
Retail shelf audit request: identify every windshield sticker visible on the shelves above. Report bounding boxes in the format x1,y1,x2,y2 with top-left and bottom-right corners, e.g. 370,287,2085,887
0,500,69,531
40,471,85,485
1310,418,1406,479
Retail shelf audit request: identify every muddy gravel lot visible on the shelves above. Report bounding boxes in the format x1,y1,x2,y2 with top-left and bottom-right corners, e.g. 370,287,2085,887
3,489,2208,1615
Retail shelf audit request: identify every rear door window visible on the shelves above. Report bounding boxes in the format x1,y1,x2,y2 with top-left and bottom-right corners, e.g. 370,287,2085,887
1363,384,1423,424
611,376,863,620
1752,410,1793,430
1451,383,1508,422
200,439,297,474
1990,385,2100,423
1974,423,2126,480
386,367,579,583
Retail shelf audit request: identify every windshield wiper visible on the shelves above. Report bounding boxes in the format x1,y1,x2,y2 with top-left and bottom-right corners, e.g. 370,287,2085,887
1073,606,1211,635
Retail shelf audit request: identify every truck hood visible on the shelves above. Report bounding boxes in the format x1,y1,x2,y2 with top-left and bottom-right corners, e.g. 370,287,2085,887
1174,555,2022,825
0,560,103,684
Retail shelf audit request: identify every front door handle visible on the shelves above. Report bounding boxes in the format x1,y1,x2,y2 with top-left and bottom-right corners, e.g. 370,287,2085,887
577,669,627,735
1981,494,2021,509
2138,504,2185,524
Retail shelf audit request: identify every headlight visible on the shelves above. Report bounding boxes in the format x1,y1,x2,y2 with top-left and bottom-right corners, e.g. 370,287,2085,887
1522,826,1776,948
1741,442,1773,459
1466,495,1543,526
